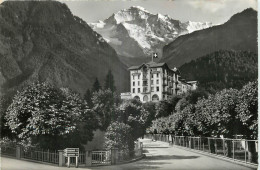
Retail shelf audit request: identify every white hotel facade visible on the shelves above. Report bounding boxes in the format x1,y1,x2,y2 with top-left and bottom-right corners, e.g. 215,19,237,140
121,61,197,103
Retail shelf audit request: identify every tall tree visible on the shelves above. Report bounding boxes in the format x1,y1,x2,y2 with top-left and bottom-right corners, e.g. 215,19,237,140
84,89,93,108
92,78,101,92
119,99,149,156
91,89,120,130
236,81,257,163
104,70,116,92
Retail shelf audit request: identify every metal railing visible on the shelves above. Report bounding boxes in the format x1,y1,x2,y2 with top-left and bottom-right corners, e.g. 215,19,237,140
68,152,86,165
1,146,16,157
145,134,258,165
91,150,111,165
22,149,59,164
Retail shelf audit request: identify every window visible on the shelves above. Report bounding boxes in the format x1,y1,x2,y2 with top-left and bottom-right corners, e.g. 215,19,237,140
151,87,154,92
138,81,140,86
132,75,134,80
133,88,135,93
138,75,140,79
138,88,140,93
156,80,159,84
151,74,154,78
143,81,147,86
151,80,153,84
152,94,159,101
157,73,159,78
143,95,148,102
157,87,159,92
134,96,140,101
133,81,135,86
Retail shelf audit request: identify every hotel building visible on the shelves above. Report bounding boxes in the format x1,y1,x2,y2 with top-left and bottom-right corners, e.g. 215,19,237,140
121,61,197,103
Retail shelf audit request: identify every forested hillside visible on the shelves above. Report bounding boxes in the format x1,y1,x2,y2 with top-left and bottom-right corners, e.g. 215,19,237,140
179,50,257,93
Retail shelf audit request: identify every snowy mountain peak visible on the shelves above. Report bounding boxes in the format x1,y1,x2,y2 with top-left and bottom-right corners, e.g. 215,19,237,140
130,6,149,13
90,6,213,58
111,6,151,24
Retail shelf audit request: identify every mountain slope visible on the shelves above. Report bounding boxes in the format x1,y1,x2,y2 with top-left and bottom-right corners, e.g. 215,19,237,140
179,50,257,92
162,8,257,67
0,1,129,95
90,6,212,66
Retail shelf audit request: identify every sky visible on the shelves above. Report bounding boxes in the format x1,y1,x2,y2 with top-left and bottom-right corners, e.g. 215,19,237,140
61,0,257,24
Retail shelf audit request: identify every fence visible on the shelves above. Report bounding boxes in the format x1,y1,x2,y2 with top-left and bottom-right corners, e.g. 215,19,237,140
22,149,59,164
91,150,111,165
145,134,258,165
1,146,16,157
1,141,143,167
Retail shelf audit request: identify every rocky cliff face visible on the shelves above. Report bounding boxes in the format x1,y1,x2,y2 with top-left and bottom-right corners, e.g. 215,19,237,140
90,6,212,65
0,1,129,95
162,8,257,67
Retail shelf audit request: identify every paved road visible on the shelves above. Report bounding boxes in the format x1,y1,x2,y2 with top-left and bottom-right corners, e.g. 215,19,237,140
1,139,256,170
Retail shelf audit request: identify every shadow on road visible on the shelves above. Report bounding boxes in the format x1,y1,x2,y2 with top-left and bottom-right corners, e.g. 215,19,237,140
145,155,200,160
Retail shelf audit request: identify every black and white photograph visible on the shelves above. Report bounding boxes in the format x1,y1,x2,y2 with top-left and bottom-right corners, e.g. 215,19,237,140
0,0,258,169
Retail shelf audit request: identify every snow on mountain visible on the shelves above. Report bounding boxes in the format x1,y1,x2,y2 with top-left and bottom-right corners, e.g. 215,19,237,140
182,21,212,34
90,6,213,59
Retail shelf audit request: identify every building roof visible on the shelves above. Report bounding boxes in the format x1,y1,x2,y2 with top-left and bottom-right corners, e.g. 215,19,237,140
128,62,175,70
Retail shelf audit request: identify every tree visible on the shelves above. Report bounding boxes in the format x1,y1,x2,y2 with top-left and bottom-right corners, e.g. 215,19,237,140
92,89,120,131
236,81,258,139
104,70,116,92
119,99,149,156
236,81,257,163
0,93,16,140
92,78,101,92
142,102,156,128
5,82,96,150
84,89,93,108
156,100,173,118
103,121,131,151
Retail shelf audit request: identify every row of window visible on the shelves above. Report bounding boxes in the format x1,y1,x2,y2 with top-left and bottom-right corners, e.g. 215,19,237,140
133,80,159,86
132,73,160,80
132,87,160,93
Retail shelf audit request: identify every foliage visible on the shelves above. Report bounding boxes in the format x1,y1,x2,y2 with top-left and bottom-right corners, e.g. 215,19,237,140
104,69,116,92
155,100,173,118
236,81,258,139
92,89,120,131
142,102,156,128
103,121,131,150
115,99,150,153
149,81,257,139
180,50,257,93
0,93,16,139
92,78,101,92
84,89,93,108
5,82,96,150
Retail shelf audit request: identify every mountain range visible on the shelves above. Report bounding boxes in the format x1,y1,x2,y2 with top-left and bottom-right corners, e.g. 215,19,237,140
90,6,212,66
162,8,257,67
0,1,129,96
0,1,257,97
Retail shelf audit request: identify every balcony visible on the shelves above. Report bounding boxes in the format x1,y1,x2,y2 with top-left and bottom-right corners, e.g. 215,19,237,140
142,75,148,80
142,88,149,94
162,91,171,95
163,81,168,86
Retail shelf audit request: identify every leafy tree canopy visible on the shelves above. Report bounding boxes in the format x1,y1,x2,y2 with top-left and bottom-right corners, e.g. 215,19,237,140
5,82,96,150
